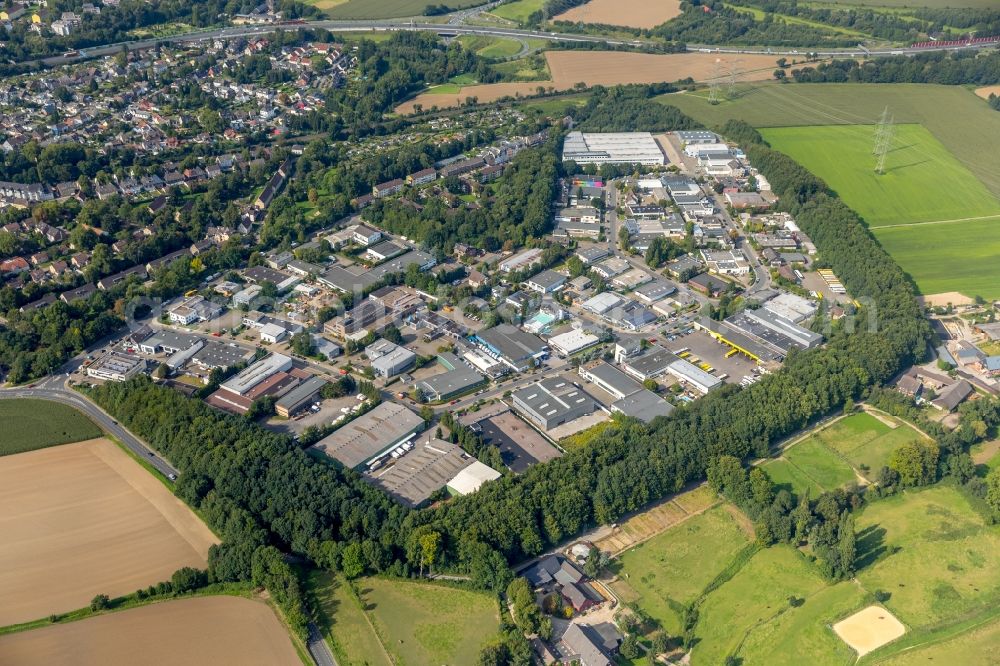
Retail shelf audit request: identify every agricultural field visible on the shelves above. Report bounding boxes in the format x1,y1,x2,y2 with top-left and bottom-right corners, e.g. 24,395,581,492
310,572,391,666
611,503,753,634
0,398,101,457
490,0,545,23
666,82,1000,300
871,216,1000,300
553,0,682,29
0,596,301,665
320,0,486,19
397,51,779,112
662,83,1000,198
353,577,500,665
759,124,1000,227
0,438,218,627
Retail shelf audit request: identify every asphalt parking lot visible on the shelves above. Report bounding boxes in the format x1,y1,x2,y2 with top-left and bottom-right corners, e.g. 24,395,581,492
666,329,758,384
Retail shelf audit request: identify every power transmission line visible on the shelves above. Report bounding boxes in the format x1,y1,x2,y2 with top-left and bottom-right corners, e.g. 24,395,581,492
708,59,722,105
875,114,894,175
872,106,889,155
727,59,742,100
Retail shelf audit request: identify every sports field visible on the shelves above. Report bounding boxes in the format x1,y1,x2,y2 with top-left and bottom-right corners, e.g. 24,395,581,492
356,577,500,665
0,438,218,626
553,0,682,29
0,596,301,665
320,0,486,18
759,124,1000,227
612,503,752,634
0,398,101,456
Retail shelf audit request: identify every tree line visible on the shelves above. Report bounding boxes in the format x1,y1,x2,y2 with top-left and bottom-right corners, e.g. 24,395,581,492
791,50,1000,86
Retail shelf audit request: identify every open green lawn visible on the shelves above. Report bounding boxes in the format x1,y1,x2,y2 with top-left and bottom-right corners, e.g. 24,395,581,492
819,412,930,480
310,571,391,666
737,582,866,666
876,615,1000,665
457,34,524,58
855,486,1000,630
357,577,499,665
759,124,1000,227
321,0,486,18
871,216,1000,300
692,546,830,665
0,399,102,457
490,0,545,23
613,505,753,634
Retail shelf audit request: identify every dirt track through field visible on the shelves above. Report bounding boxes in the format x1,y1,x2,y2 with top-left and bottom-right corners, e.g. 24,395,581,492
397,51,781,113
0,596,301,665
553,0,682,29
0,439,218,627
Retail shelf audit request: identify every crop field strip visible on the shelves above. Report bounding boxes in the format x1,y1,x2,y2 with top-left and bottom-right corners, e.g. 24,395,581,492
0,398,102,456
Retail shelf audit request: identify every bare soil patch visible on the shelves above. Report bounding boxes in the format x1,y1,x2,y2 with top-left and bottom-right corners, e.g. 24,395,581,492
918,291,975,307
397,51,780,113
832,605,906,657
595,485,717,555
973,439,1000,465
0,439,218,626
975,85,1000,100
0,596,300,665
554,0,682,29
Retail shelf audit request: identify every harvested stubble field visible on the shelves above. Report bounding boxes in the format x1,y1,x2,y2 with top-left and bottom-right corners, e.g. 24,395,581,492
553,0,682,29
0,438,218,627
0,596,301,665
397,51,780,113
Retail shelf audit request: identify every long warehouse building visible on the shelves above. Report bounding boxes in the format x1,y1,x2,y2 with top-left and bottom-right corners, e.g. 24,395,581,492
562,131,666,166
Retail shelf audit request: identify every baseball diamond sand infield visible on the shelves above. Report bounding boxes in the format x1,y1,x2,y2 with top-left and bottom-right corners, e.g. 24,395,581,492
397,51,781,113
553,0,683,29
0,438,218,627
0,596,301,666
833,605,906,657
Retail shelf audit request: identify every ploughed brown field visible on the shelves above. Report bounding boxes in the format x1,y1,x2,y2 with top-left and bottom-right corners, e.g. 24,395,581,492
554,0,682,29
0,596,302,666
396,50,781,113
0,438,218,627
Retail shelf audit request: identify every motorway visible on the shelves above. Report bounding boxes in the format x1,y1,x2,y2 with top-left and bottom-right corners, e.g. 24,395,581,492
0,380,179,478
27,16,1000,68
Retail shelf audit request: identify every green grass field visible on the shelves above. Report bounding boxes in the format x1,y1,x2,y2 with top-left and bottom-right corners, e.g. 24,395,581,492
310,572,391,666
855,486,1000,631
876,615,1000,665
818,412,930,480
662,83,1000,199
782,438,859,490
490,0,545,23
759,124,1000,227
764,457,827,497
456,35,524,58
321,0,486,19
613,505,753,634
357,577,499,665
692,546,830,665
0,399,102,457
871,217,1000,299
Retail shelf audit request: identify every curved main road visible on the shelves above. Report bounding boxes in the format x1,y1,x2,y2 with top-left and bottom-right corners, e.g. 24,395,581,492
29,18,1000,68
0,384,179,479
